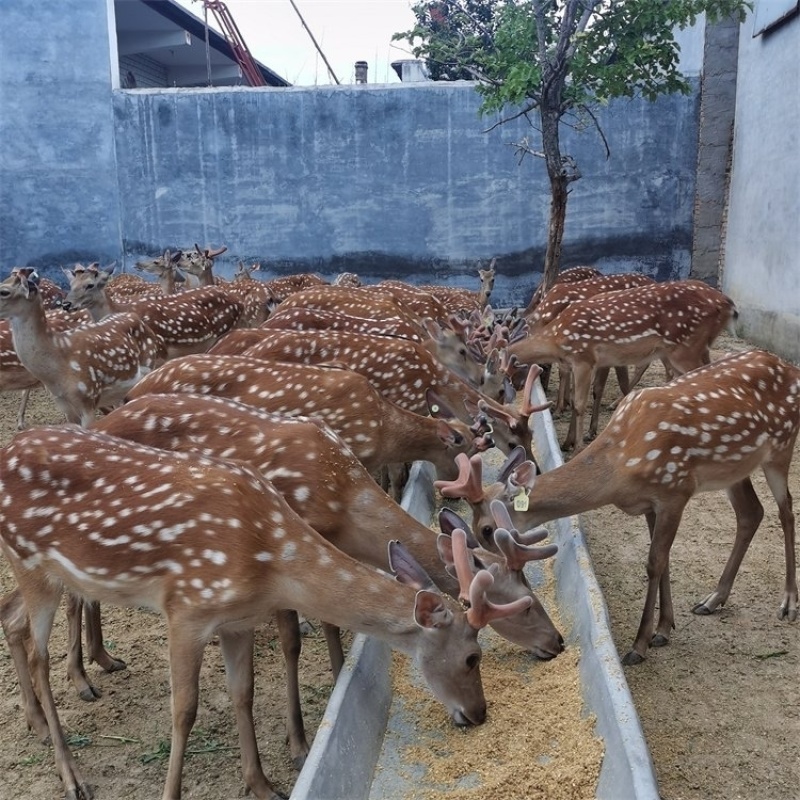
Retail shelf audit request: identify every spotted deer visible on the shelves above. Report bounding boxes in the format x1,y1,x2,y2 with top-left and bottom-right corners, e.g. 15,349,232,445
526,271,657,410
508,280,738,451
208,327,548,460
523,265,602,315
421,260,497,315
0,269,164,426
437,349,800,665
178,243,228,287
0,307,92,429
1,394,560,767
133,250,186,295
125,354,492,482
0,425,530,800
97,394,560,761
62,264,243,360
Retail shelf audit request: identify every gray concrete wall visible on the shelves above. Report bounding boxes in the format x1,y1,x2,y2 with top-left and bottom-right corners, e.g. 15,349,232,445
0,0,122,267
722,10,800,361
111,82,699,308
0,0,704,310
692,16,740,285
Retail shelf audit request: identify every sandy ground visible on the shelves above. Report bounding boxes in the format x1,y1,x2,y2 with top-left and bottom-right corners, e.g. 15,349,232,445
0,332,798,800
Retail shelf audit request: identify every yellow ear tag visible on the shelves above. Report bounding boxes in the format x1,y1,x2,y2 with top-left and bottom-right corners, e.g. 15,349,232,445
513,488,530,512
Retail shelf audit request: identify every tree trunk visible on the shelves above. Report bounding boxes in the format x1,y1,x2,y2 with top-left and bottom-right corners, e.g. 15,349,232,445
539,104,569,296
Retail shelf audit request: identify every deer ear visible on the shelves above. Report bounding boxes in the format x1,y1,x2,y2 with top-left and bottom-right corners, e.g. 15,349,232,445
438,508,480,548
389,540,437,591
435,418,464,448
497,446,527,484
413,590,454,629
426,388,457,420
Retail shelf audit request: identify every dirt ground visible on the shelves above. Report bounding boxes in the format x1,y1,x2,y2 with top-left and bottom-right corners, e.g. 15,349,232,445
0,332,798,800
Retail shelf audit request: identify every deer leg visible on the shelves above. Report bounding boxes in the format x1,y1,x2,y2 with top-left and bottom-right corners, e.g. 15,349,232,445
162,626,205,800
0,588,50,741
693,478,764,616
16,387,33,430
562,363,592,453
274,609,311,770
83,601,126,673
218,628,286,800
64,595,102,702
554,365,571,414
623,507,683,665
761,463,797,621
587,367,611,441
387,462,411,503
321,622,345,680
26,584,94,799
640,511,676,648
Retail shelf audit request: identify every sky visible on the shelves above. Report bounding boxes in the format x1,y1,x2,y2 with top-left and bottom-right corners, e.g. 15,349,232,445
175,0,420,86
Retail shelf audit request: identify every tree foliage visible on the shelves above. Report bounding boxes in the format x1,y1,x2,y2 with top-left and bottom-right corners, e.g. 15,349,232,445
393,0,749,293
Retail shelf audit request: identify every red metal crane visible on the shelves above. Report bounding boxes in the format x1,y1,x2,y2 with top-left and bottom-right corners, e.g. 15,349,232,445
202,1,266,87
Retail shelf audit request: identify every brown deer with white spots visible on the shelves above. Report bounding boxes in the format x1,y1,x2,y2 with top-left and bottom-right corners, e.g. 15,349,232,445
62,264,243,360
523,265,602,315
0,425,530,800
0,269,165,427
0,395,561,767
421,261,497,315
437,349,800,665
508,279,738,451
0,307,92,429
208,327,548,461
125,354,493,482
525,271,656,412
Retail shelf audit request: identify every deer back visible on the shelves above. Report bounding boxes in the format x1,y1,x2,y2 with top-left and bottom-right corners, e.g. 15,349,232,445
526,271,655,331
510,279,736,373
261,305,426,342
125,354,482,474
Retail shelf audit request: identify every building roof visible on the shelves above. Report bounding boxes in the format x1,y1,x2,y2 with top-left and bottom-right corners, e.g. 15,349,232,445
115,0,290,88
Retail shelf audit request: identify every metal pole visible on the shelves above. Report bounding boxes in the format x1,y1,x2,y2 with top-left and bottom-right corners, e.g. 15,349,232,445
287,0,340,85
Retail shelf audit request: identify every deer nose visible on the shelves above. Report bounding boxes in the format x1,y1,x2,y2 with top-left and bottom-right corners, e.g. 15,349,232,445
453,703,487,727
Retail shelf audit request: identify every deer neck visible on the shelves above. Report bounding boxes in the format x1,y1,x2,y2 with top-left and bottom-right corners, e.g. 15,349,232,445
272,541,431,657
7,300,63,381
84,290,119,321
507,330,564,365
342,483,460,596
380,403,455,471
525,439,623,525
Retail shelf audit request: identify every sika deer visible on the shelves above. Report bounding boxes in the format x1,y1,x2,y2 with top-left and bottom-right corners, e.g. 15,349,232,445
437,349,800,664
508,280,738,451
1,395,560,766
0,425,529,800
125,354,492,481
96,394,561,761
62,264,243,360
0,269,164,426
214,327,548,460
523,265,602,315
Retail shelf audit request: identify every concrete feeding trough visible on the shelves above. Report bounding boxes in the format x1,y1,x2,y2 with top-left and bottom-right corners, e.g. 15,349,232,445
291,380,659,800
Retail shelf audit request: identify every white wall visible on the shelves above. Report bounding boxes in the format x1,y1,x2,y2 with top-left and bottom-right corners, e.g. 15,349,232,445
723,8,800,360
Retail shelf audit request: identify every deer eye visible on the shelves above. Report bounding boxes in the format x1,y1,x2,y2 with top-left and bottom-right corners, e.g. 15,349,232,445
466,653,481,671
481,525,494,543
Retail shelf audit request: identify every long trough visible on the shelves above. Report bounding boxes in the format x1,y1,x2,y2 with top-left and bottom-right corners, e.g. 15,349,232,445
291,380,659,800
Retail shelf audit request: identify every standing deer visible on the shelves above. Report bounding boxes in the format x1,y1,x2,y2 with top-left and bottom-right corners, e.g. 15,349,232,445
0,425,529,800
523,265,602,315
436,349,800,664
62,264,243,360
0,268,164,426
2,395,561,768
508,280,738,451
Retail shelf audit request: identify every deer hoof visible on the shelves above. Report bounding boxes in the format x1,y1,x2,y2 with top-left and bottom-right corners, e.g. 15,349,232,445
99,655,127,673
621,650,645,666
78,685,102,702
692,601,714,616
650,633,669,648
